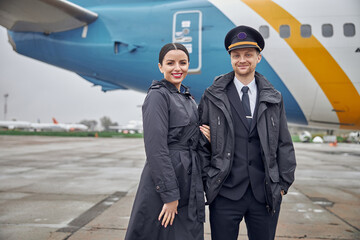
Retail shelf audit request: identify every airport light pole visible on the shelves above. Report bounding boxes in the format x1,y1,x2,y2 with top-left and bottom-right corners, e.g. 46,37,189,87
4,93,8,120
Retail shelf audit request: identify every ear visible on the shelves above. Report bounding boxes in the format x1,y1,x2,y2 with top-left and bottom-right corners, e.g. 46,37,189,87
257,53,262,63
158,63,163,73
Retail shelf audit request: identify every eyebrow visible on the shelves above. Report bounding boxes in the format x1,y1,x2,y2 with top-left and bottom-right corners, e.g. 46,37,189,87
165,58,188,61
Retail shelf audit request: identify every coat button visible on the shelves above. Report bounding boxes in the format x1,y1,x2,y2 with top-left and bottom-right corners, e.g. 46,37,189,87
187,170,191,175
156,186,160,190
227,152,231,157
217,178,221,183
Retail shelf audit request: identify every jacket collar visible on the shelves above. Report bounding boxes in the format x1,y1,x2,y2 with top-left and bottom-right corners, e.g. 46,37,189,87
208,71,234,94
150,79,190,95
255,72,281,104
208,71,281,104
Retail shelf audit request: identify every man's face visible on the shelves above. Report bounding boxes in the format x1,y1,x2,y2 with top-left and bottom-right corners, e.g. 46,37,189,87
230,48,262,79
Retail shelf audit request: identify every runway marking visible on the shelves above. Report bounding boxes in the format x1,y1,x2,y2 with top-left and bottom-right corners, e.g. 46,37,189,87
295,187,360,232
56,191,126,235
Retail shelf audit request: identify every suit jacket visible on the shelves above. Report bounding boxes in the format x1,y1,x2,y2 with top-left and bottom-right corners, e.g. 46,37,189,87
219,81,265,203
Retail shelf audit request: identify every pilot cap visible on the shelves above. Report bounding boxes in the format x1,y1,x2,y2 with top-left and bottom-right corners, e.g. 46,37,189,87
224,25,265,53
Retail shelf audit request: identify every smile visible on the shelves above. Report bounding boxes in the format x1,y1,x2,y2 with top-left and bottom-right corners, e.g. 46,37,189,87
172,73,183,78
238,65,249,70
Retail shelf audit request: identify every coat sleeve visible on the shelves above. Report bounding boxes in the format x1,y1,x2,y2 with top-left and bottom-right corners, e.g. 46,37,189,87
197,94,212,185
277,97,297,194
142,89,180,203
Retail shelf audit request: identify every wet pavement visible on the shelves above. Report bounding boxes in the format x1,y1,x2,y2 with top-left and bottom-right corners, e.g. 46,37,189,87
0,135,359,240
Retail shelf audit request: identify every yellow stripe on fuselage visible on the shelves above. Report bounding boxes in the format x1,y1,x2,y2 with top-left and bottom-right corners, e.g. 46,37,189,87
241,0,360,129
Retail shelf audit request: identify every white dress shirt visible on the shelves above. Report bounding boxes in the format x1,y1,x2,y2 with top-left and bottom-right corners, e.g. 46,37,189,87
233,76,257,117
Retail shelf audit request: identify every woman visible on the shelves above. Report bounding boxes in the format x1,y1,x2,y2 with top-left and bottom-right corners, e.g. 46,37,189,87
125,43,205,240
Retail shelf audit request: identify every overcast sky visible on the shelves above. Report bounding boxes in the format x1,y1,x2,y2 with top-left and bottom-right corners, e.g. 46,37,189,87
0,27,146,126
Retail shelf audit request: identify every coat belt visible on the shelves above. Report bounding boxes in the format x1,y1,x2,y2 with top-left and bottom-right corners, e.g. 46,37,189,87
168,143,205,223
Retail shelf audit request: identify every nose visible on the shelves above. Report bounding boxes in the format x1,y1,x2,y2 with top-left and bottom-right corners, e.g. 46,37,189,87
239,55,246,62
174,63,181,71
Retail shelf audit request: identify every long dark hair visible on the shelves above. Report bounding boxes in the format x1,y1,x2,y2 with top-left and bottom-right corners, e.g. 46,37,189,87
158,43,190,65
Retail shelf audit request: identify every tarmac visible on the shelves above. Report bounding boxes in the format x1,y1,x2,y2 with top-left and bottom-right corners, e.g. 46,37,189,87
0,135,359,240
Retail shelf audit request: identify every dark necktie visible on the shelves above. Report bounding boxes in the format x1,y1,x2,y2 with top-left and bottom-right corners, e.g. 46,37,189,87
241,86,252,127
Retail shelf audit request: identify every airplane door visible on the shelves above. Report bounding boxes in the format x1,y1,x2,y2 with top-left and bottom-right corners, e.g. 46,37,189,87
173,10,202,73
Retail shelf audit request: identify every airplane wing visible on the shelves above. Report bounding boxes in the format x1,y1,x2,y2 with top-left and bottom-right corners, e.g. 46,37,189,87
0,0,98,33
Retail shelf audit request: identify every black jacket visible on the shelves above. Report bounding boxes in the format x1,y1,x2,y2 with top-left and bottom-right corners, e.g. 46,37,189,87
198,71,296,212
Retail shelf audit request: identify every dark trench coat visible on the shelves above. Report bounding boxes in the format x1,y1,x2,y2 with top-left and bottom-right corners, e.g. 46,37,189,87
125,79,205,240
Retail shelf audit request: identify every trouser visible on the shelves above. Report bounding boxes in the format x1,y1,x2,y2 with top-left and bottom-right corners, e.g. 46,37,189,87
209,186,281,240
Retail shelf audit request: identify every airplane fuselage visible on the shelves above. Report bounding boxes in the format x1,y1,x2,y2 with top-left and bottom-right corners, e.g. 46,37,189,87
5,0,360,129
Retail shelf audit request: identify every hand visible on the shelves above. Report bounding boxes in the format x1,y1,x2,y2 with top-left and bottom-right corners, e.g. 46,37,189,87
281,190,285,196
158,200,178,228
200,124,211,142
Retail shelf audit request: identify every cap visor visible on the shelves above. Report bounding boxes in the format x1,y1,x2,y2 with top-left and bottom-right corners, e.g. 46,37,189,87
228,44,261,53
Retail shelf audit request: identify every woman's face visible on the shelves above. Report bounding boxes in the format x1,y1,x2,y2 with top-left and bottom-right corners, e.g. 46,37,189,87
158,50,189,90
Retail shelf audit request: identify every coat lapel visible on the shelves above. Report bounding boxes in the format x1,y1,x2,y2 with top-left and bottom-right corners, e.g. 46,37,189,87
226,82,250,131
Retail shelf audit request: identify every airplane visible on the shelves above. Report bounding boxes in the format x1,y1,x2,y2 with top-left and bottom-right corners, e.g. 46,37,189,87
0,120,31,130
0,0,359,130
109,120,143,134
0,120,65,131
30,121,65,132
51,118,89,132
0,118,88,131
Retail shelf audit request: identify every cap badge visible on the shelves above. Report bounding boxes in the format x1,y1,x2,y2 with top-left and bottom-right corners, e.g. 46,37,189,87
237,32,247,40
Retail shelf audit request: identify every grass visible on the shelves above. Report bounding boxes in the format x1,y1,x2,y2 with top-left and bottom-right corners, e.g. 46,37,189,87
291,135,301,142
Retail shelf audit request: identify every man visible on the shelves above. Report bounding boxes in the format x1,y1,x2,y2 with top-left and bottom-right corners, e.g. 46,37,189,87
198,25,296,240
